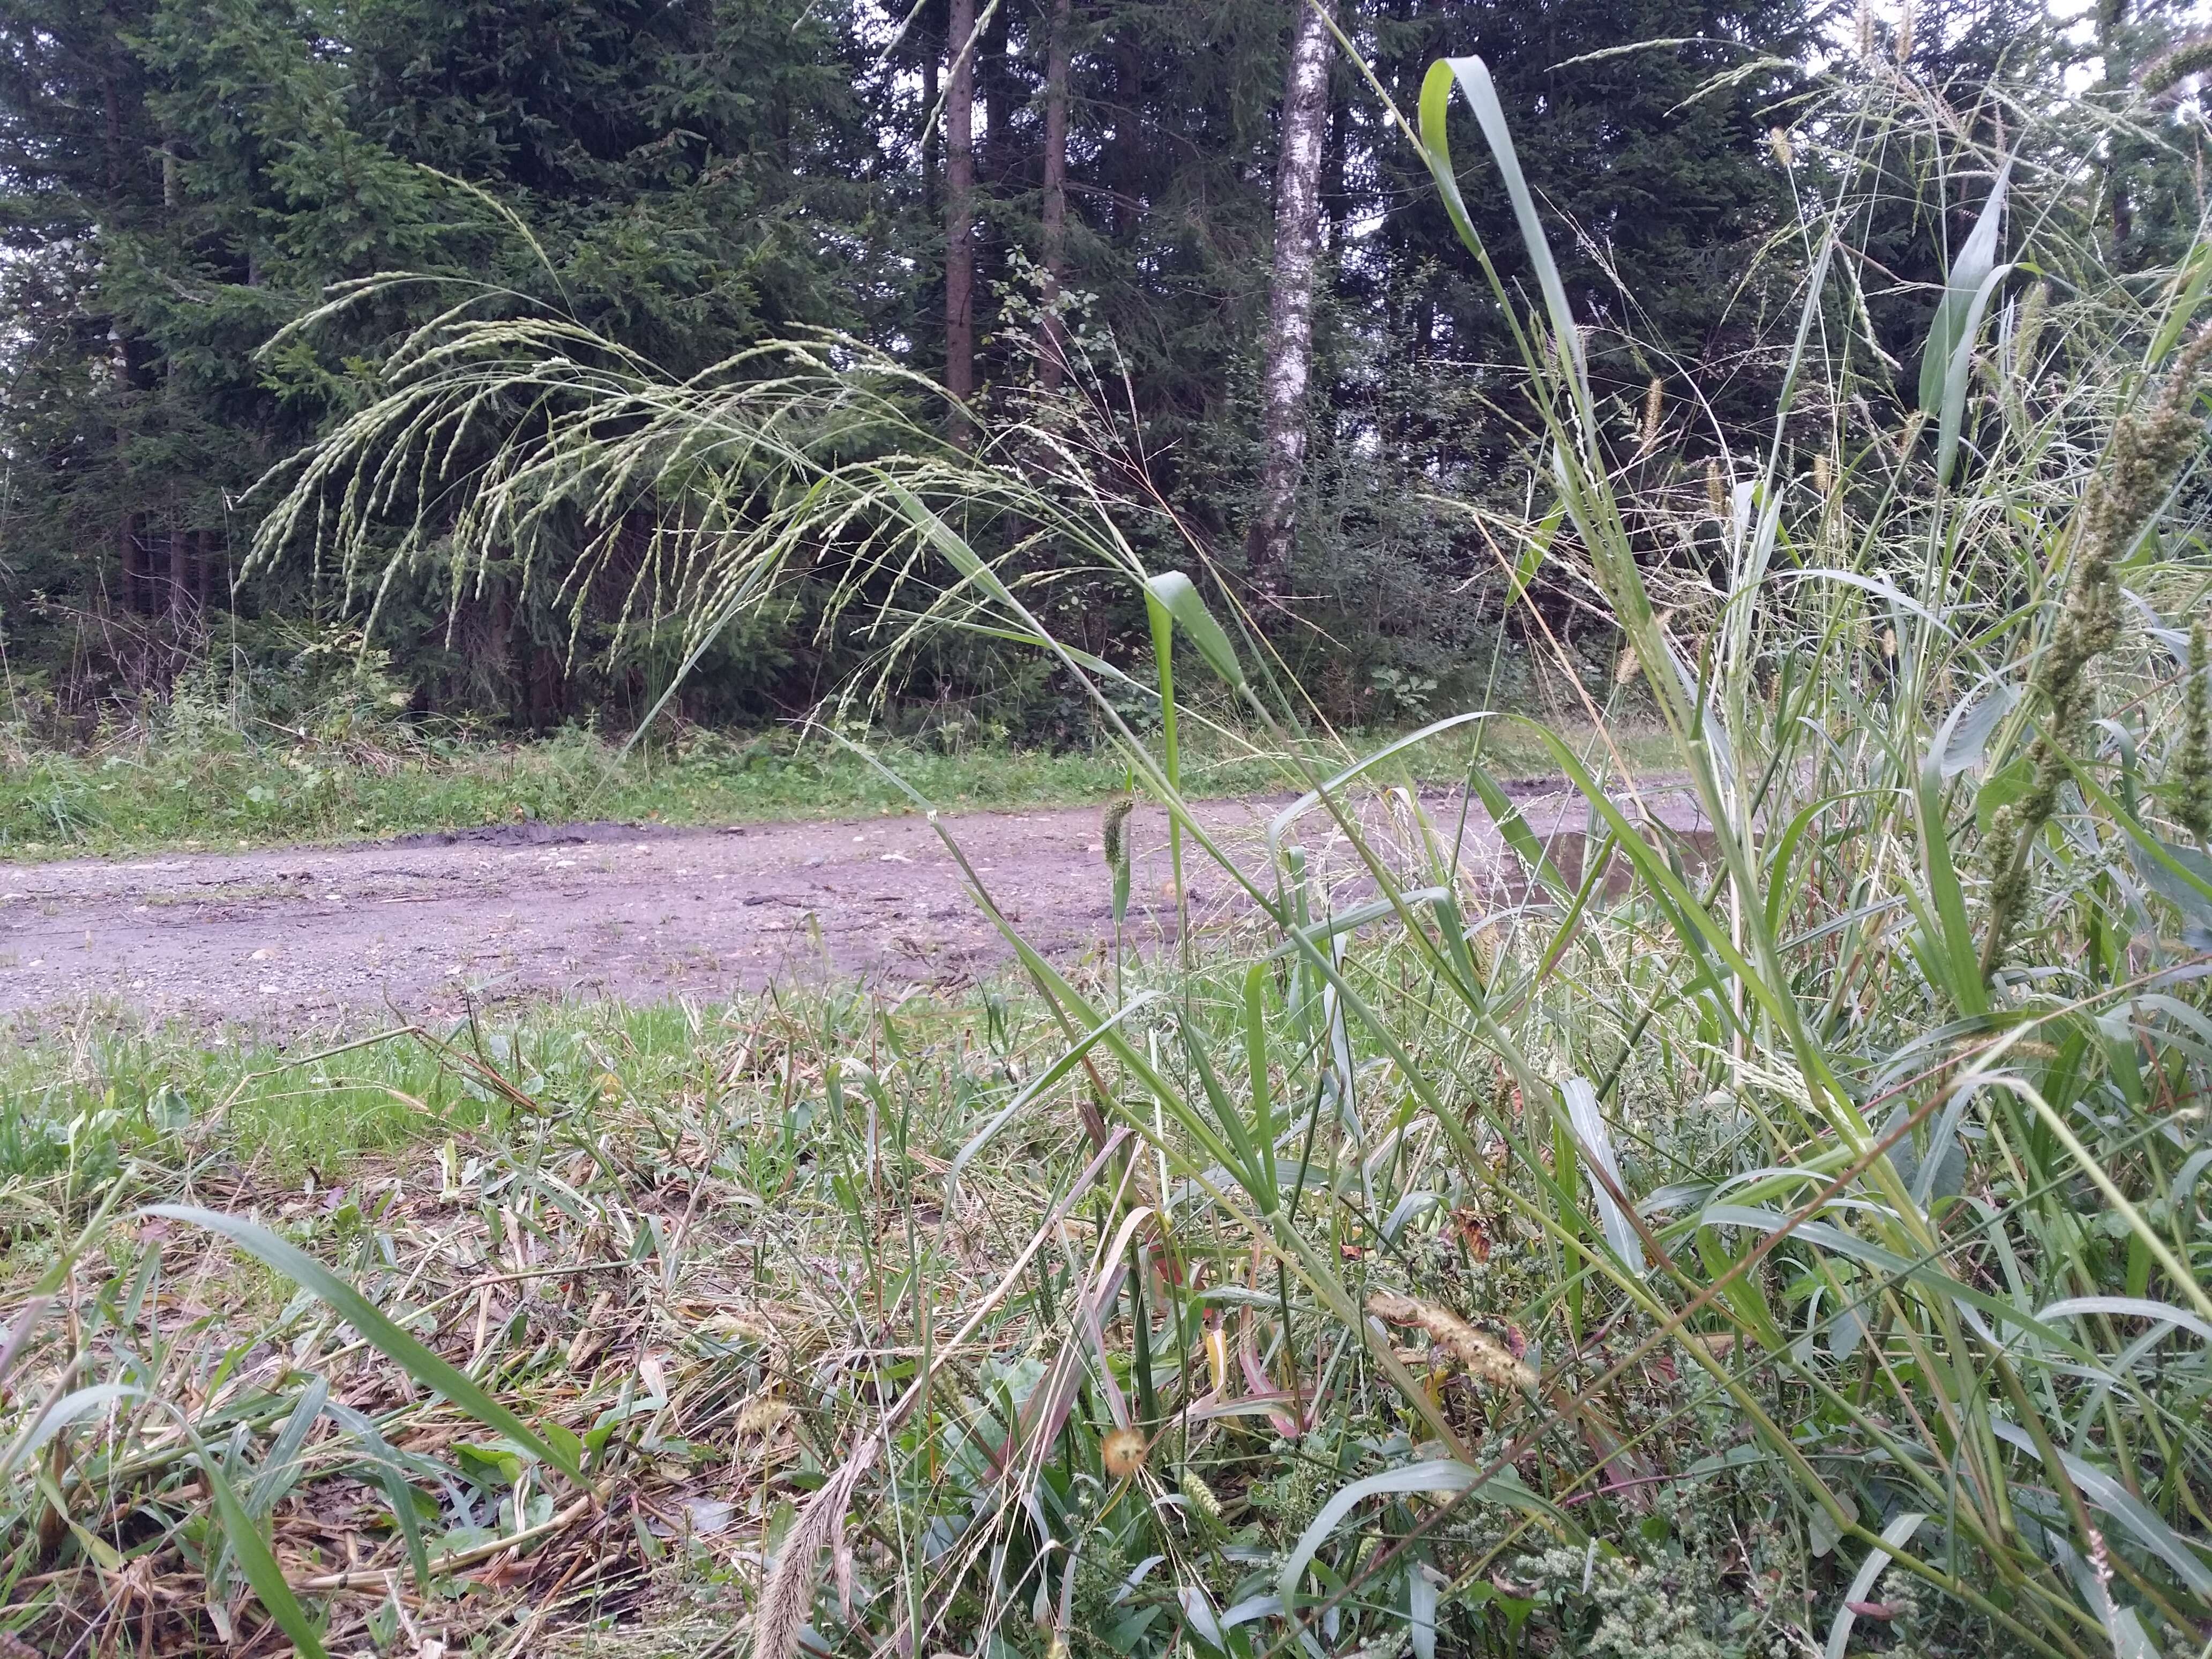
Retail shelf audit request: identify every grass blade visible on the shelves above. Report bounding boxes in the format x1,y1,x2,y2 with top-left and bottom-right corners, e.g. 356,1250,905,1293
144,1205,589,1486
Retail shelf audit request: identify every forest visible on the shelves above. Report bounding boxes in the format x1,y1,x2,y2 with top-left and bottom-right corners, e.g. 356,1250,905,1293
3,0,2138,744
10,2,2212,1658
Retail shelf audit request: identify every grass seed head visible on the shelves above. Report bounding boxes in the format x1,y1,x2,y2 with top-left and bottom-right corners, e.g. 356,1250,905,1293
1989,330,2212,976
2141,36,2212,95
1101,1425,1148,1479
2178,618,2212,839
2016,280,2049,373
1179,1464,1223,1523
1100,797,1134,871
737,1396,794,1437
1367,1289,1535,1392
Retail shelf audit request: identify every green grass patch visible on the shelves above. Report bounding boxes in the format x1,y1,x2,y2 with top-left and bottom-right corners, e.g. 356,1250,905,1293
0,717,1667,861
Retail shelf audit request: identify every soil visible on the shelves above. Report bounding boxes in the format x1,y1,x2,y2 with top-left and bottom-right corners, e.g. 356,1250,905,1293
0,780,1705,1035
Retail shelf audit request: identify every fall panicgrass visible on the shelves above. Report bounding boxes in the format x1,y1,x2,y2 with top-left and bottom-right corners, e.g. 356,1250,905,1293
10,39,2212,1659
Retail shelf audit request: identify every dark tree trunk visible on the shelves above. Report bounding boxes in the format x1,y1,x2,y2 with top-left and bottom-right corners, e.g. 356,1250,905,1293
168,527,192,627
119,514,143,616
1040,0,1073,391
528,640,565,729
101,2,121,193
1245,0,1335,600
980,0,1012,182
1321,72,1348,256
978,0,1016,378
2101,0,2132,246
111,325,140,616
1111,41,1140,242
945,0,978,442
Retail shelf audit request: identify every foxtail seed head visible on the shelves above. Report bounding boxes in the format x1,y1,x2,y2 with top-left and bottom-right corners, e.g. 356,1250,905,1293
1101,797,1134,872
2177,619,2212,840
1101,1426,1148,1479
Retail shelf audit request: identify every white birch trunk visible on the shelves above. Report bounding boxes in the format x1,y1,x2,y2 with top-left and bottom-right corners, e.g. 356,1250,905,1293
1245,0,1334,598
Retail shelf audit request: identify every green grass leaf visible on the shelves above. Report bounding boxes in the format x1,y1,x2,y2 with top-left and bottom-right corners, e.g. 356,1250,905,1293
1144,572,1244,689
144,1205,588,1486
186,1418,330,1659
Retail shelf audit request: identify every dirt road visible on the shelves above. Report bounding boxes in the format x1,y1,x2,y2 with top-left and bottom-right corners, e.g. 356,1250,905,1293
0,782,1702,1033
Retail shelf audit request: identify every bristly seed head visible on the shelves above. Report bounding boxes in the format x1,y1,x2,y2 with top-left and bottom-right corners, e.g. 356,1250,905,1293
1984,327,2212,980
1101,1425,1148,1479
2141,36,2212,96
1178,1464,1223,1522
2015,281,2049,375
1101,797,1134,872
2178,618,2212,840
1367,1289,1535,1392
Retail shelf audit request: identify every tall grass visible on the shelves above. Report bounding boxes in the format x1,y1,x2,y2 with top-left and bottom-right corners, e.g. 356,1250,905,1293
719,46,2212,1659
8,35,2212,1659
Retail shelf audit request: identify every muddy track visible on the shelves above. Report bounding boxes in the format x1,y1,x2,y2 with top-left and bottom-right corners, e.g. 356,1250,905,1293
0,781,1704,1034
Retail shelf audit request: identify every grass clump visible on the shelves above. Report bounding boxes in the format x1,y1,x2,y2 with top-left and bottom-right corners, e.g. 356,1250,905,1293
0,986,1846,1658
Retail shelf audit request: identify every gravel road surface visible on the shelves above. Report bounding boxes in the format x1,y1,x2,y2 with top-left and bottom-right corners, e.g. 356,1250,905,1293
0,782,1703,1033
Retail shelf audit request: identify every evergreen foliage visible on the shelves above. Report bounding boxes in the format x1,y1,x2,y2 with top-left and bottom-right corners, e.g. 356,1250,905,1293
1,0,2206,729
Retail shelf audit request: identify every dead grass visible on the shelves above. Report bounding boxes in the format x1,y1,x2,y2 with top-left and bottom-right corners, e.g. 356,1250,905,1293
0,990,1093,1656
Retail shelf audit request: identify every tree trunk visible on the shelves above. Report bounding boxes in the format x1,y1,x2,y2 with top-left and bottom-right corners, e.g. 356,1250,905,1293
976,0,1013,363
944,0,978,442
979,0,1011,184
111,327,140,615
1111,40,1140,241
1321,77,1348,257
118,513,143,615
169,527,192,627
1040,0,1073,391
1245,0,1334,600
2100,0,2133,247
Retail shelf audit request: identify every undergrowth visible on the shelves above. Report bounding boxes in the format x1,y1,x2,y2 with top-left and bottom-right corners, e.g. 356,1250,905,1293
0,970,1899,1659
